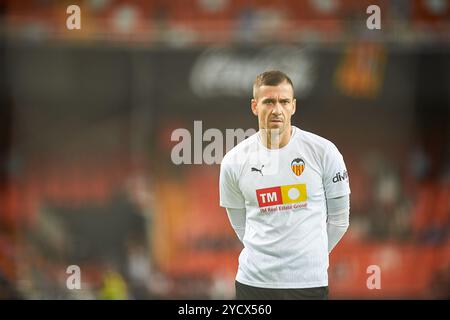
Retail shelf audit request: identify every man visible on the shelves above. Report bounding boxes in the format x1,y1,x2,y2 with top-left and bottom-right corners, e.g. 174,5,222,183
219,70,350,300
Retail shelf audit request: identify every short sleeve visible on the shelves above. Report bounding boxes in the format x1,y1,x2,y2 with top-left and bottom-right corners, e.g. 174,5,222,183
323,142,351,199
219,160,245,209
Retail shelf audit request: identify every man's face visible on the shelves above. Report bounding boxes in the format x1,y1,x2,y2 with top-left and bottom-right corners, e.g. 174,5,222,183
251,81,296,134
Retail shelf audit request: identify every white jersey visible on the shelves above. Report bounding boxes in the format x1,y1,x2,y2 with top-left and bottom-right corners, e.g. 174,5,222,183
219,126,350,289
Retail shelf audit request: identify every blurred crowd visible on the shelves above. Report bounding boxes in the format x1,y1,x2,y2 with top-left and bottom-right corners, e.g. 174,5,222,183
3,0,450,45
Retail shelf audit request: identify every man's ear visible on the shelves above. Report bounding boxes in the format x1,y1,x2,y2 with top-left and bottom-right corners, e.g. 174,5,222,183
292,98,296,115
251,99,258,116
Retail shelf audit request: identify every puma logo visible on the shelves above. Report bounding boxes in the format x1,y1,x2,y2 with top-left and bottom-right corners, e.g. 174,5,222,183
251,165,264,176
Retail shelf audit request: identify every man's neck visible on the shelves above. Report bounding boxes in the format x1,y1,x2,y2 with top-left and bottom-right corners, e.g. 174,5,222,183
260,126,293,149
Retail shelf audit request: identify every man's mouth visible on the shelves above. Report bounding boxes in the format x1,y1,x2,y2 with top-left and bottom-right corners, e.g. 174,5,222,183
269,119,283,123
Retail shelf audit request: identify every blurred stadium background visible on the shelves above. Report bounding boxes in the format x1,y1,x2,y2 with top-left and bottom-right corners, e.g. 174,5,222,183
0,0,449,299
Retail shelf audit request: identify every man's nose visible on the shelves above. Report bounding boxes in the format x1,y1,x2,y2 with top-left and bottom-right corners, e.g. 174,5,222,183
272,102,282,115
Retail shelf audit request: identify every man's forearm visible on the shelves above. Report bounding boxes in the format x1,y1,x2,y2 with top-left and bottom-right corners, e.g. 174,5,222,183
327,215,349,252
226,207,246,243
326,195,350,253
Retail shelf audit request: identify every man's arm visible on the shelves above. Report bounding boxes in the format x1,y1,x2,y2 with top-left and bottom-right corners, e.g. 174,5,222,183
326,195,350,253
225,207,246,243
220,155,246,243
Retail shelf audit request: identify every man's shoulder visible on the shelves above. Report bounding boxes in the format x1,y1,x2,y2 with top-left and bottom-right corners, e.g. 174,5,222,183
221,131,259,165
295,127,336,153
